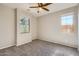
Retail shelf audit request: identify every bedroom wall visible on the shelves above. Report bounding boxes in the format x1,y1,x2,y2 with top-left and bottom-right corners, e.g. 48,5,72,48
38,6,78,48
16,8,37,46
78,4,79,50
0,5,15,49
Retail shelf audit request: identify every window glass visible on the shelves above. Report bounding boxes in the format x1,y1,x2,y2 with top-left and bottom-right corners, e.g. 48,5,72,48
61,15,73,25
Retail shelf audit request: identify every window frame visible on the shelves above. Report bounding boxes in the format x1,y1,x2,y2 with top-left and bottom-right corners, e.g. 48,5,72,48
60,12,74,33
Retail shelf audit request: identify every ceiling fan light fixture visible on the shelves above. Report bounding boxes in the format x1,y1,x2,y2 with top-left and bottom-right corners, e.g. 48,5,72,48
39,8,43,11
29,3,52,13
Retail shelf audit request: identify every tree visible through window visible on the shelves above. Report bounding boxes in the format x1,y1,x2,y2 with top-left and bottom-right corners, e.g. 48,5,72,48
61,13,74,33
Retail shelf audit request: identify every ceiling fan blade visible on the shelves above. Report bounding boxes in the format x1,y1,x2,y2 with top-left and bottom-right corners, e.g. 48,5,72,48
30,6,38,8
42,7,49,11
43,3,52,6
38,3,43,7
40,3,43,6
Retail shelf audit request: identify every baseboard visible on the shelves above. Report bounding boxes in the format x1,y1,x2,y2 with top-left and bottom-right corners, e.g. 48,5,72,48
38,39,77,48
0,44,15,50
32,39,38,41
16,40,32,46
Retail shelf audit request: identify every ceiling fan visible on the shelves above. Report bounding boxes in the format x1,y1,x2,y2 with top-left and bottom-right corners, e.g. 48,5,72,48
29,3,52,13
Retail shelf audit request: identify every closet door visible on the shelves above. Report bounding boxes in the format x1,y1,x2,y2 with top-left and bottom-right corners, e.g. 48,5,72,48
0,5,15,49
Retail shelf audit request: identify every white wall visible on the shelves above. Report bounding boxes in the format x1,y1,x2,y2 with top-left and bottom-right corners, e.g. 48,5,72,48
78,4,79,50
0,5,15,49
16,8,37,46
38,6,78,48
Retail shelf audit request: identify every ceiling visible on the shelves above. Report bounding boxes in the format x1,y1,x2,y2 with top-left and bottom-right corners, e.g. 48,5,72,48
0,3,78,17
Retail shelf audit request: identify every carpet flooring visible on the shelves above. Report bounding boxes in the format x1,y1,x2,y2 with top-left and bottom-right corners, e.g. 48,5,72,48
0,39,79,56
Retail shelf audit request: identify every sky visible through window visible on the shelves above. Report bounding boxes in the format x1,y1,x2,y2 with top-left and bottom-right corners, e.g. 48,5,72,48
61,15,73,25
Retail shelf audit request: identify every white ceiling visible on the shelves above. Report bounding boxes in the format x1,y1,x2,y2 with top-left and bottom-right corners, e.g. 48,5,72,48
0,3,78,17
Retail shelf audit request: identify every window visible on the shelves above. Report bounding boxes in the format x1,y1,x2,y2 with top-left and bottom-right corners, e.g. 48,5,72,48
61,13,74,33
